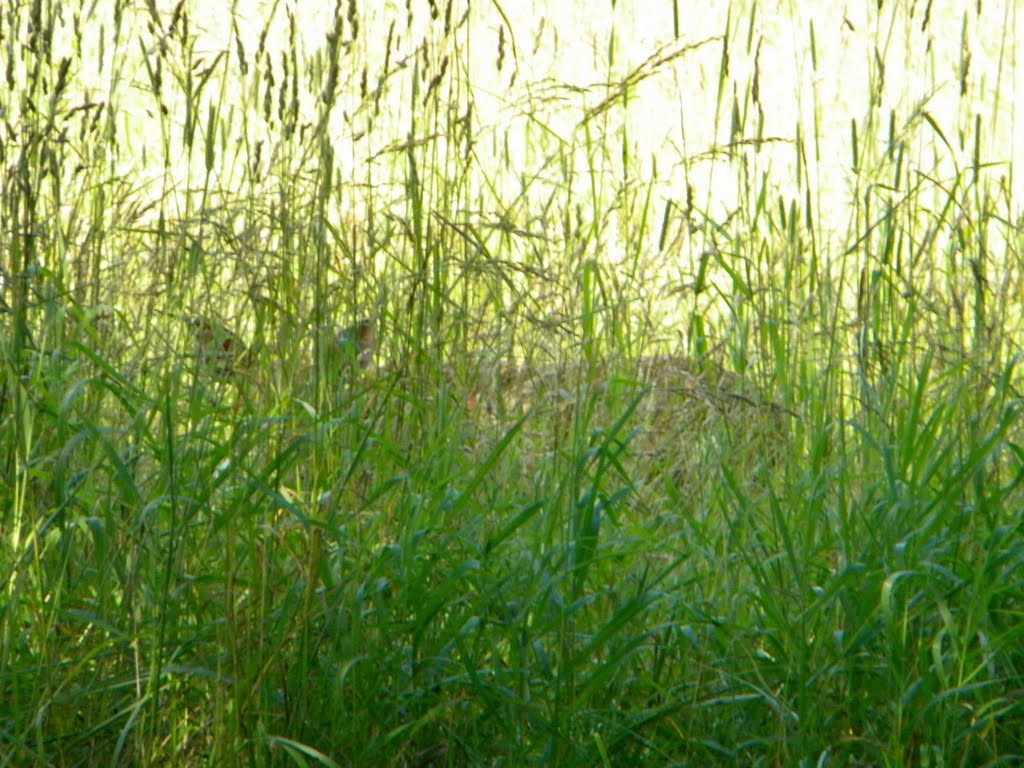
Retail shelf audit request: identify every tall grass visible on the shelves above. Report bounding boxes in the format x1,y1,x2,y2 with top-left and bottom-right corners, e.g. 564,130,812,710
1,0,1022,766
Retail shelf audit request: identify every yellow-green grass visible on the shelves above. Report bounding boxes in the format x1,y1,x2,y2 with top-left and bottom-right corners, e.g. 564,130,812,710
1,1,1022,766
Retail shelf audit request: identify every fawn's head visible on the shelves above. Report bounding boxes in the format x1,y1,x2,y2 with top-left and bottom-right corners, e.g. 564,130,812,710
333,317,375,371
186,314,252,380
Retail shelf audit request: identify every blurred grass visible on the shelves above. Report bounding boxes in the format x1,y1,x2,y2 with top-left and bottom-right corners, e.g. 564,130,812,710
2,1,1023,766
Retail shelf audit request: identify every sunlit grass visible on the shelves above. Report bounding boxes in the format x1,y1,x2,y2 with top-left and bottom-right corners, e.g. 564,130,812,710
1,0,1022,766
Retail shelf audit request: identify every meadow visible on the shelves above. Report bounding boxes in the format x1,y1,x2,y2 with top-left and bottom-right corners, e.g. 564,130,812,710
1,0,1023,765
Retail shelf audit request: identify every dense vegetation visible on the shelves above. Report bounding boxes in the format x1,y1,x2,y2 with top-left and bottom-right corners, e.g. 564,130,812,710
2,1,1022,765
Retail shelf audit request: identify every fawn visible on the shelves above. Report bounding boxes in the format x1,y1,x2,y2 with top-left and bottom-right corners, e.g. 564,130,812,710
187,314,375,395
187,315,253,381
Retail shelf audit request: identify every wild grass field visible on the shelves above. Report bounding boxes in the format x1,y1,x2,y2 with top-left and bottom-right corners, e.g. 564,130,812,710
2,0,1023,766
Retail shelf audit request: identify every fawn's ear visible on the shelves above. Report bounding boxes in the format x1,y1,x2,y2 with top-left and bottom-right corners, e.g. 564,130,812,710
353,318,374,355
352,318,375,369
